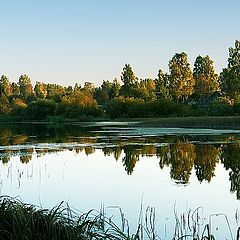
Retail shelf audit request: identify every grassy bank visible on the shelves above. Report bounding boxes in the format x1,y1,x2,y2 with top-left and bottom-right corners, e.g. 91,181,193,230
0,196,236,240
1,115,240,129
129,116,240,129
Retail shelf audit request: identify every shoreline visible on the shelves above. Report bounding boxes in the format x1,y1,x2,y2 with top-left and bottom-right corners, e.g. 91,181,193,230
1,115,240,130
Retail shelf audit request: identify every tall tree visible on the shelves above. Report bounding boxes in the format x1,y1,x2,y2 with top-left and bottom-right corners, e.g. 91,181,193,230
18,75,34,99
220,40,240,102
168,52,195,102
120,64,138,97
193,55,219,98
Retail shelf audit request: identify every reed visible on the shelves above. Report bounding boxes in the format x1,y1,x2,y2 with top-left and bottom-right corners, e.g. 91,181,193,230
131,116,240,129
0,196,237,240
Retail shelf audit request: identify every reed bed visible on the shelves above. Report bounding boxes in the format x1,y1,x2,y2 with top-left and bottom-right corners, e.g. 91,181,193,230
0,196,238,240
131,116,240,129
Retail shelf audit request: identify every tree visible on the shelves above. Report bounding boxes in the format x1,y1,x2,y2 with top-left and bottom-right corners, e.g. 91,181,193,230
0,75,12,96
18,75,34,99
101,80,120,100
94,87,110,104
62,89,101,118
11,82,20,96
83,82,95,94
193,55,219,99
155,69,169,99
112,78,121,98
120,64,138,97
220,40,240,102
34,81,47,99
168,52,195,102
26,99,56,120
46,83,66,102
94,80,115,104
11,98,28,114
136,78,156,100
0,94,11,114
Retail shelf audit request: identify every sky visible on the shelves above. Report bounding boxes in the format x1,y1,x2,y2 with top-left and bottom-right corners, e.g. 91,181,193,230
0,0,240,87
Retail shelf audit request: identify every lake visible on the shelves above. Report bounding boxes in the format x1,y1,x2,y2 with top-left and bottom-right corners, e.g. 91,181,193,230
0,122,240,239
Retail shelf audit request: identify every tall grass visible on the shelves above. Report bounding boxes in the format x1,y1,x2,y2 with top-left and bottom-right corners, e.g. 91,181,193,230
0,196,238,240
0,196,140,240
132,116,240,129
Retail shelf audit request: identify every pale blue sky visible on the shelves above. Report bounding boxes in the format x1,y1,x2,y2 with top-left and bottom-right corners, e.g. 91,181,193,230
0,0,240,86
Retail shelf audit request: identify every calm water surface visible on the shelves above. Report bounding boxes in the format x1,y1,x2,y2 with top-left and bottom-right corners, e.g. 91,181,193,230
1,122,240,238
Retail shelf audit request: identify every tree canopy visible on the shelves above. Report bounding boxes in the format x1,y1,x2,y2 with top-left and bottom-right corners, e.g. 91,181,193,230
193,55,219,98
168,52,195,102
220,40,240,102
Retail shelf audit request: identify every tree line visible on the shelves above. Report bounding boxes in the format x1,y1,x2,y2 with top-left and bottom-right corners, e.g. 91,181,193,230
1,40,240,120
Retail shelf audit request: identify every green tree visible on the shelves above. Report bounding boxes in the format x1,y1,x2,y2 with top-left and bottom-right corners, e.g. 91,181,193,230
220,40,240,102
83,82,95,95
155,69,169,99
94,80,118,104
11,98,28,114
26,99,56,120
62,89,101,118
193,55,219,99
136,78,156,100
18,75,34,99
169,52,195,102
120,64,138,97
112,78,121,98
0,75,12,96
34,81,47,99
11,82,20,96
94,87,110,104
46,84,66,102
0,94,11,114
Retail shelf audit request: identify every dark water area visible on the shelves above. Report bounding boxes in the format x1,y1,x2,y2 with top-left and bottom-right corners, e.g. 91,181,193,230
1,122,240,238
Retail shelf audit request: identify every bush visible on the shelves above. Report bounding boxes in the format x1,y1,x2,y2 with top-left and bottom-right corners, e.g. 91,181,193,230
25,99,57,120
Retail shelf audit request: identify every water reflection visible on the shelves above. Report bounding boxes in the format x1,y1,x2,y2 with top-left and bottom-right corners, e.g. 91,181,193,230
1,139,240,198
221,143,240,199
1,123,240,200
195,145,219,182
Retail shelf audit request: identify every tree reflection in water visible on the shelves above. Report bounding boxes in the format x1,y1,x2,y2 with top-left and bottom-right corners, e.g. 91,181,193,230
2,129,240,199
169,142,196,184
122,145,140,175
194,145,219,183
221,143,240,199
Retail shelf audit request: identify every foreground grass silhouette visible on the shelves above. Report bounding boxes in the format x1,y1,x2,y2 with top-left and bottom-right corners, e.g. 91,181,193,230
0,195,237,240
